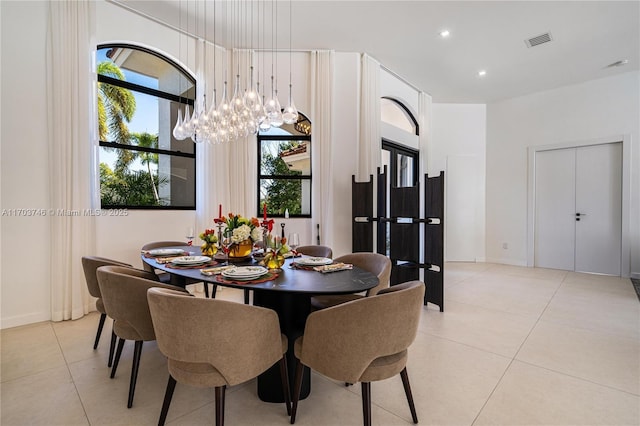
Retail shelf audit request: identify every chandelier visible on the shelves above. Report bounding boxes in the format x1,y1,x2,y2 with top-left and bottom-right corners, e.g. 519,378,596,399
172,0,298,145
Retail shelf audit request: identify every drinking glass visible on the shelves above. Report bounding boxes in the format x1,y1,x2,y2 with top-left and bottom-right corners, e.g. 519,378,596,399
288,233,300,254
186,227,195,246
221,231,233,264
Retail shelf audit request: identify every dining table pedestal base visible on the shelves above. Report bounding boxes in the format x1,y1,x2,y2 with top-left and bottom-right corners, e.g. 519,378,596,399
252,290,311,403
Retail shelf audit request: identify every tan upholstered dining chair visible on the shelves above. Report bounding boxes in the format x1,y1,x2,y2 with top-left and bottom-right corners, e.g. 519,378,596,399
81,256,132,367
296,245,333,259
147,287,291,426
291,280,425,426
96,265,189,408
310,252,391,310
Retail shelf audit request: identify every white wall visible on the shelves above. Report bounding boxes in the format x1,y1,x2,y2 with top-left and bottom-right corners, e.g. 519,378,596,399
1,1,51,327
431,104,487,262
486,71,639,276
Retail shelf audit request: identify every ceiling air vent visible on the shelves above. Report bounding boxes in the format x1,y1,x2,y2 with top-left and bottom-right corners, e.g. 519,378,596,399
525,32,553,48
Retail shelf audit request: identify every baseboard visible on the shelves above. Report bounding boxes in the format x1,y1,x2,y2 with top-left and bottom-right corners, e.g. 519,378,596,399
631,272,640,279
1,311,50,330
484,257,528,267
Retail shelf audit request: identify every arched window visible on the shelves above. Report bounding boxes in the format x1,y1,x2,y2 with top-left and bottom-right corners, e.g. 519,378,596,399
381,97,419,136
97,44,196,209
257,113,312,217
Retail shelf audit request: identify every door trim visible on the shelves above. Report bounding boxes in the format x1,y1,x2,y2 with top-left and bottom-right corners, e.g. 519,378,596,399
527,135,631,277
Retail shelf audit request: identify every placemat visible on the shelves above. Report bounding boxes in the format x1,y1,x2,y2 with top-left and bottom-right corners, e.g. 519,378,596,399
290,261,335,271
165,260,219,270
214,271,279,285
142,251,189,259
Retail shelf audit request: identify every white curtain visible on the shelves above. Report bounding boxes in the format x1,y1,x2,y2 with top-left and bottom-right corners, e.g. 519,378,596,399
418,91,432,179
309,50,335,246
357,53,381,181
417,90,432,282
196,46,258,238
229,49,258,216
46,0,97,321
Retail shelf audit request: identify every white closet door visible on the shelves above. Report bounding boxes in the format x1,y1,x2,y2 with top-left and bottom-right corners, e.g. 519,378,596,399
535,149,576,270
535,143,622,275
575,143,622,275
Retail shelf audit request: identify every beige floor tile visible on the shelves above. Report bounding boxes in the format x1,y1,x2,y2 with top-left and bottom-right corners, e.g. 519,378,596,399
484,264,568,282
359,333,511,425
419,300,539,357
52,311,115,365
564,271,636,290
1,321,66,382
541,281,640,339
475,361,640,425
445,273,561,316
516,320,640,395
68,340,221,425
0,365,88,425
444,262,493,288
170,374,410,426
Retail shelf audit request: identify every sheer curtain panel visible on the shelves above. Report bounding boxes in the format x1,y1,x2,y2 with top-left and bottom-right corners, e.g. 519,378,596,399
310,50,335,246
357,54,381,181
46,0,97,321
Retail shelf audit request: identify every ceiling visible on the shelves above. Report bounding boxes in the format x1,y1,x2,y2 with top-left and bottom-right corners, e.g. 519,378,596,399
117,1,639,103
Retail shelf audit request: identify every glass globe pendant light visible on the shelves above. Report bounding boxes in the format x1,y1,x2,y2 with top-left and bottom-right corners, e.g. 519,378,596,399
282,0,298,125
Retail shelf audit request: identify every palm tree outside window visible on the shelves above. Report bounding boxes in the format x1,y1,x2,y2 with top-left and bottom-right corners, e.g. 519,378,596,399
96,44,196,209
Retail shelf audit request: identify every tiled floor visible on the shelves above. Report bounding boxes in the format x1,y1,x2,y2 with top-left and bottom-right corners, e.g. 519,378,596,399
2,263,639,425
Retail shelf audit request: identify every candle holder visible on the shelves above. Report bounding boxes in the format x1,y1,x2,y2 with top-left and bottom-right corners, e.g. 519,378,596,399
215,221,225,252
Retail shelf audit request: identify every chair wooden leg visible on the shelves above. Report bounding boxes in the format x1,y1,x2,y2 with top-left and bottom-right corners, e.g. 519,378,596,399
215,385,226,426
108,329,117,367
111,338,125,378
361,382,372,426
203,282,210,298
290,360,304,424
400,367,418,424
278,356,292,415
127,341,144,408
158,375,177,426
94,313,106,349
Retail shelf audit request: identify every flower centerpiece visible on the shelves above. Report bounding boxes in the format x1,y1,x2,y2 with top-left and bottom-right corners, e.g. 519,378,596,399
199,229,218,256
221,213,262,259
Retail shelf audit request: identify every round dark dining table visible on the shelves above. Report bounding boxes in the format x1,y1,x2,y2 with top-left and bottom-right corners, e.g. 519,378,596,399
141,246,378,403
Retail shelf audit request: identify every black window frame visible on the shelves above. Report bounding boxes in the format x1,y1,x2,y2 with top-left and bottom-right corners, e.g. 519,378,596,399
382,140,419,188
257,114,312,218
97,43,196,210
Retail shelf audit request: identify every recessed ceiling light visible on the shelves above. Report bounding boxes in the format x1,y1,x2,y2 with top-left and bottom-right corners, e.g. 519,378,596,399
605,59,629,68
439,30,450,38
478,70,487,77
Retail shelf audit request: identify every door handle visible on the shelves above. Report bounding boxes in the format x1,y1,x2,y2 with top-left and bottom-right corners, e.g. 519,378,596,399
575,213,586,217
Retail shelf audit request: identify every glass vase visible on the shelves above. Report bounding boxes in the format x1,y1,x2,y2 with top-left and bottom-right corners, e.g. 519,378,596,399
229,238,253,258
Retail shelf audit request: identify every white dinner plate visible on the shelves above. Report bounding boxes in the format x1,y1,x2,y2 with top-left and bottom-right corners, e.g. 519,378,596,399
148,248,185,256
170,255,211,265
222,266,268,278
295,257,333,266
